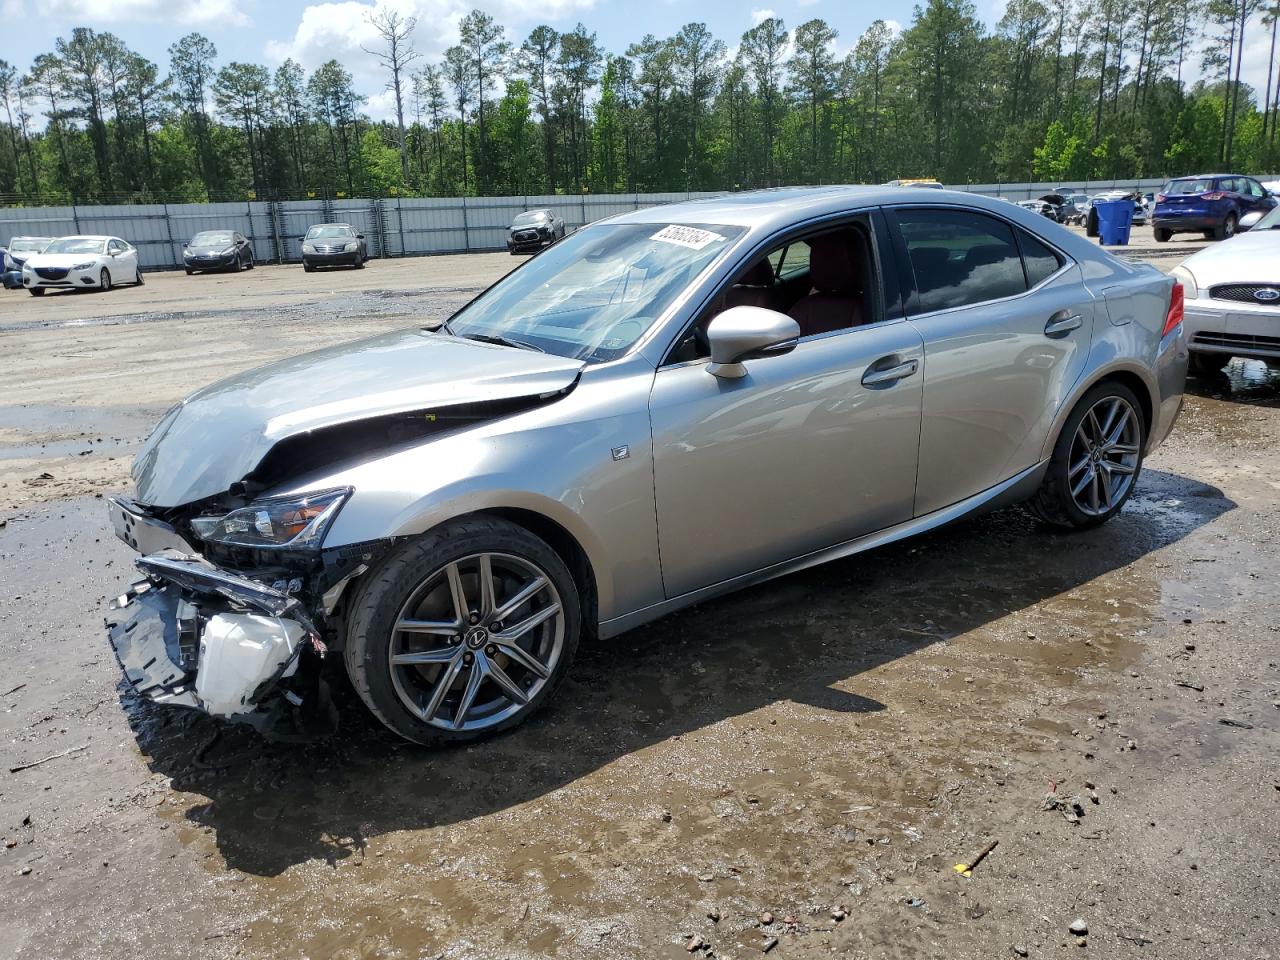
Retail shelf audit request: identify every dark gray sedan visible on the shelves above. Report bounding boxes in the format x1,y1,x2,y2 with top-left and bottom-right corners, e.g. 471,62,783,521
183,230,254,274
507,209,566,253
301,223,367,271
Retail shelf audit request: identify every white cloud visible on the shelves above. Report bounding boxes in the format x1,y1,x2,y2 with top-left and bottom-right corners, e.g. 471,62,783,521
266,0,594,120
32,0,248,26
750,8,776,26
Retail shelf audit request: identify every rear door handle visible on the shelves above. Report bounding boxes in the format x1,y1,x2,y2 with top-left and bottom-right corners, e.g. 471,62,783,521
1044,311,1083,336
861,357,919,386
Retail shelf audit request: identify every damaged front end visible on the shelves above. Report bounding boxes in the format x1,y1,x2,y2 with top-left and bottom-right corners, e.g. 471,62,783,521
105,496,354,739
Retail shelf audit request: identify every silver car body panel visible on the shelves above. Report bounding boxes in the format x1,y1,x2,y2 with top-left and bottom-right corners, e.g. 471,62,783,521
1174,230,1280,361
132,329,584,507
123,186,1185,635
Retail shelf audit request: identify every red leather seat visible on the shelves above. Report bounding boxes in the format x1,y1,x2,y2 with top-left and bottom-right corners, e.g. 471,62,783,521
724,259,783,312
787,232,867,336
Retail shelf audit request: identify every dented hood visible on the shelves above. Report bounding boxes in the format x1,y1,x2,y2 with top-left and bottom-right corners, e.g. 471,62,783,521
132,328,584,507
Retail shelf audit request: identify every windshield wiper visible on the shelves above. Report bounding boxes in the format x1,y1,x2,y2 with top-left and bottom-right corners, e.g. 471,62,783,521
462,333,545,353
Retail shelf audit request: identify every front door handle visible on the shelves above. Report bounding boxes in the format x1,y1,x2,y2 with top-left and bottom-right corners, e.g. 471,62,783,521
861,357,919,386
1044,311,1083,336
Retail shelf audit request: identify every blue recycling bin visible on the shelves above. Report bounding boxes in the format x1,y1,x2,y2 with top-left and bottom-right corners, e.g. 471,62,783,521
1094,199,1133,246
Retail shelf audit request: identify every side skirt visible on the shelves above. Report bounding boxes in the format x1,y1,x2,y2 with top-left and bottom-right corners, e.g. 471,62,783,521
598,460,1048,640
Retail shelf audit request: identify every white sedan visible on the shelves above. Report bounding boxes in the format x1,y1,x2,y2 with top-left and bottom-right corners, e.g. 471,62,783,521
1172,204,1280,374
23,235,143,296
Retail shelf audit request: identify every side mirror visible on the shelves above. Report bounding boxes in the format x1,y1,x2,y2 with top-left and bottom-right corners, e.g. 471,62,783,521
356,233,365,240
706,306,801,379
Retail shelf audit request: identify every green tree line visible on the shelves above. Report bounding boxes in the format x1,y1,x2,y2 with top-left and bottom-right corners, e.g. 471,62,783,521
1,0,1278,205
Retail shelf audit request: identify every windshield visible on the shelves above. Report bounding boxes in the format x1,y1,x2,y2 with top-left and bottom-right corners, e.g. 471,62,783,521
191,231,233,245
44,238,106,255
1254,206,1280,229
448,222,745,363
306,225,353,239
8,238,47,253
512,211,549,226
1165,179,1214,196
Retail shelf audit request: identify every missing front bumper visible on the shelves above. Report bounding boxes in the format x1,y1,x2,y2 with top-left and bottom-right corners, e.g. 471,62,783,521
106,552,336,738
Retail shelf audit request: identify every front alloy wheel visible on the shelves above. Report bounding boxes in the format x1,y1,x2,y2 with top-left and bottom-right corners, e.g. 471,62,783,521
1028,382,1145,529
99,267,111,291
345,517,580,745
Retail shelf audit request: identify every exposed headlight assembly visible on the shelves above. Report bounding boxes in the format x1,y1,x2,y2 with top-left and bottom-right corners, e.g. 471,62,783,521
303,243,316,254
344,241,358,252
72,261,96,270
191,488,351,550
221,247,236,256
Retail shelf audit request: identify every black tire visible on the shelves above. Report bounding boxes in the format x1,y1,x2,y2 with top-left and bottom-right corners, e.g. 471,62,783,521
99,268,111,292
1154,228,1171,243
245,252,254,270
29,287,44,296
1086,207,1099,238
353,254,364,269
1027,381,1146,530
303,262,315,273
344,515,581,746
185,267,194,275
1214,213,1237,241
1188,352,1224,376
135,267,144,285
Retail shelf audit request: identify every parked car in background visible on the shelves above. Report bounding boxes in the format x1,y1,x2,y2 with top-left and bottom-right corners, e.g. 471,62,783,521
2,236,52,289
1153,174,1276,242
1017,199,1057,219
882,178,945,189
105,186,1186,746
183,230,254,274
301,223,367,271
1172,203,1280,374
22,235,142,296
507,209,567,253
1039,193,1081,224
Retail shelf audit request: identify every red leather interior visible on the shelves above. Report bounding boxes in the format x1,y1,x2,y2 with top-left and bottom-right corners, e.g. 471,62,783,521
724,258,783,312
787,232,867,336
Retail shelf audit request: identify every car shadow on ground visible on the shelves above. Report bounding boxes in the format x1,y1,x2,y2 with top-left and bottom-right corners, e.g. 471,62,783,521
127,467,1232,877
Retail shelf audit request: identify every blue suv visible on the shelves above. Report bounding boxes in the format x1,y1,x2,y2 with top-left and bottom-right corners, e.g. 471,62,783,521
1153,174,1276,242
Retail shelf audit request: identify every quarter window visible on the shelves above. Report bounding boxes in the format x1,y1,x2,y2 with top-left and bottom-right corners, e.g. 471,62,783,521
894,209,1027,312
1019,230,1063,287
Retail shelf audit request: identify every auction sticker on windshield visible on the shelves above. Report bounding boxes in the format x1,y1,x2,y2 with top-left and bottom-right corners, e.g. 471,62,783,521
650,225,728,250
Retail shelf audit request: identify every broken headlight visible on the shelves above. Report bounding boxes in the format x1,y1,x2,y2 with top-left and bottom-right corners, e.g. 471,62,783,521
191,488,351,550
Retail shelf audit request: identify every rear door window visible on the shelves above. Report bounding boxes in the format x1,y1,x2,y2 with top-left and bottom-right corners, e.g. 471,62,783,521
892,208,1028,313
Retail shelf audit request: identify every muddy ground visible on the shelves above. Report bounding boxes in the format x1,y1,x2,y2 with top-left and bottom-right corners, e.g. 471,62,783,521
0,250,1277,960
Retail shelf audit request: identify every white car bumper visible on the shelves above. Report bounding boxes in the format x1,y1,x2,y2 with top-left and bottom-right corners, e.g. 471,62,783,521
24,264,104,290
1183,290,1280,360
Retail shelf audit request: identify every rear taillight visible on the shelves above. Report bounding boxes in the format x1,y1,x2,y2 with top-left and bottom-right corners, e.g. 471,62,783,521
1202,191,1226,201
1163,282,1184,337
1156,194,1167,202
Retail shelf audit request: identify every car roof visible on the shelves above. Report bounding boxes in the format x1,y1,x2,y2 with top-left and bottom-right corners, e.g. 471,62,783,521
605,185,1052,231
1168,173,1241,180
308,222,353,228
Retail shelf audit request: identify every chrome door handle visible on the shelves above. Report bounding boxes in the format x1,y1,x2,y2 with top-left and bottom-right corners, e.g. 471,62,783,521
1045,312,1083,336
861,358,919,386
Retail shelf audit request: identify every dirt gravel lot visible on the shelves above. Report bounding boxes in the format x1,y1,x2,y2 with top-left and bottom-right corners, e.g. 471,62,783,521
1,246,1278,960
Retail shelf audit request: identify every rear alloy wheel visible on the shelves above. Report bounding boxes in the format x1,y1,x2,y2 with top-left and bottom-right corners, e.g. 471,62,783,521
1214,213,1237,241
345,516,580,745
1028,382,1145,529
99,268,112,292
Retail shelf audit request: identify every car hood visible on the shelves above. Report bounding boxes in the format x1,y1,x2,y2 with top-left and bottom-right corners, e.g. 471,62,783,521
132,329,585,507
26,253,102,268
187,245,234,255
1183,230,1280,284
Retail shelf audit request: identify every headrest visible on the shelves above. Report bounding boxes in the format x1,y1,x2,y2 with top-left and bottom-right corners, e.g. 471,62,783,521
809,232,864,293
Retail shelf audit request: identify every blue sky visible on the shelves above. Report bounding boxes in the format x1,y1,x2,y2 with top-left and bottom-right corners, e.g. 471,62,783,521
0,0,1270,120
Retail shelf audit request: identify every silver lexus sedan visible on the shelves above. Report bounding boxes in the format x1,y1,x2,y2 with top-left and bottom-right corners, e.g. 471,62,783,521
106,187,1188,745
